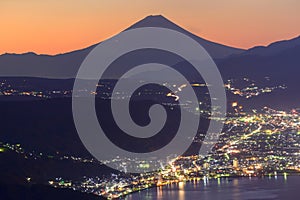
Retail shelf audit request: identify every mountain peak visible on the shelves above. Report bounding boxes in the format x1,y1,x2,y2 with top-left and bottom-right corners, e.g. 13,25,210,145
125,15,244,58
142,14,170,21
125,15,184,31
145,14,166,18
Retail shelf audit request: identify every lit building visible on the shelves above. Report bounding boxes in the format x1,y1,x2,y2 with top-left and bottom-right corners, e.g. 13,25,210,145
233,159,239,168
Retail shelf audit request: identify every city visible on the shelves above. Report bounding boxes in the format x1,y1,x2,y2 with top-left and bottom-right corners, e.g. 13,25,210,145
1,103,299,199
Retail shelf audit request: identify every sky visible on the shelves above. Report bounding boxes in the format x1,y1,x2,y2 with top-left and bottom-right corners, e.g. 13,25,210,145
1,0,300,55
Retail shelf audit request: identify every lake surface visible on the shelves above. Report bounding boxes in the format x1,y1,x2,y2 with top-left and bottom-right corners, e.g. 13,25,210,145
125,176,300,200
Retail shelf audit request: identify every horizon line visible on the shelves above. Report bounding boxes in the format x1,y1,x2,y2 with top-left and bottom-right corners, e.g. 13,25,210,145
1,14,300,56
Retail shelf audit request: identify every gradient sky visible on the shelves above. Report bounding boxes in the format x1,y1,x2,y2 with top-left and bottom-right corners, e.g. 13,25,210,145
1,0,300,55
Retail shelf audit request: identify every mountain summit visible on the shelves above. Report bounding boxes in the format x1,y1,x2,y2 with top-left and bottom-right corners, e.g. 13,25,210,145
126,15,244,59
126,15,187,30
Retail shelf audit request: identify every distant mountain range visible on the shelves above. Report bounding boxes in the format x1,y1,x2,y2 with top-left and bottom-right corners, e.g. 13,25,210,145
0,15,298,79
0,15,243,78
0,15,299,108
243,35,300,57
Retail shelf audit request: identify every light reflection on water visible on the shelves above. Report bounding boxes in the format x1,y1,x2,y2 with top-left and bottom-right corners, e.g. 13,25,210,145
178,182,184,200
125,176,300,200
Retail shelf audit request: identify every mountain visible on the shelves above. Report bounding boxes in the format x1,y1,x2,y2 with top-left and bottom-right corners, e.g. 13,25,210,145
216,39,300,110
217,35,300,82
126,15,244,58
0,15,244,79
0,46,95,79
242,35,300,56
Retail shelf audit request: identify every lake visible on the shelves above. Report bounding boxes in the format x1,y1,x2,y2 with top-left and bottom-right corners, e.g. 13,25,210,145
125,176,300,200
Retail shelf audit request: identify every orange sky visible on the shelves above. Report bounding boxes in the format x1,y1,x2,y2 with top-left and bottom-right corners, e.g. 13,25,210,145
1,0,300,55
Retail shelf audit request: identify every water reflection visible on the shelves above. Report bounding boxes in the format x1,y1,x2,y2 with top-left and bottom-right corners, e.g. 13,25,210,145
178,182,185,200
284,172,288,181
203,176,209,187
193,179,198,190
126,176,297,200
233,178,239,186
156,186,162,199
232,178,240,200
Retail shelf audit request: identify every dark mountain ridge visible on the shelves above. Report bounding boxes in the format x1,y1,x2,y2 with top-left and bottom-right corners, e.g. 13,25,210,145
0,15,244,79
244,35,300,56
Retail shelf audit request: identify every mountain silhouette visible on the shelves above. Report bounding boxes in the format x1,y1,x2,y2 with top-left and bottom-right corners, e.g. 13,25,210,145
0,14,299,85
0,15,243,79
126,15,244,58
242,35,300,56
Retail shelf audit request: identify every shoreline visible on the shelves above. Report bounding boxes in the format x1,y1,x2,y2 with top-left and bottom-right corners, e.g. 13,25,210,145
119,173,300,199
